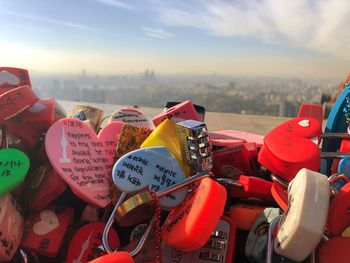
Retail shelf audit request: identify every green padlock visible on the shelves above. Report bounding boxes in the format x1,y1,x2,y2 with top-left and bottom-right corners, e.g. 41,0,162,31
0,148,30,196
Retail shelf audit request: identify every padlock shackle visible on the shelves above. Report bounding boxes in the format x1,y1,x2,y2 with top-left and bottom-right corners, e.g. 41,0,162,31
130,216,154,257
271,174,289,188
266,215,280,263
215,178,243,188
20,249,28,263
103,192,127,253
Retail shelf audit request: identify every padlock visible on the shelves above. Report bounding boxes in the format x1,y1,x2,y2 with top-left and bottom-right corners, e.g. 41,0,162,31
223,175,274,203
21,204,74,257
270,173,296,211
111,146,188,226
67,222,120,263
0,193,24,261
164,101,206,122
273,169,329,262
115,123,152,160
108,107,154,129
266,216,299,263
327,181,350,237
321,83,350,175
6,98,56,148
162,216,235,263
209,130,264,148
258,117,321,182
162,177,227,252
212,144,255,178
70,104,105,133
100,215,155,261
245,207,281,263
318,237,350,263
297,103,323,125
230,203,266,231
176,120,212,174
153,100,201,126
0,126,30,196
0,67,31,90
45,118,127,207
141,118,190,177
27,162,67,211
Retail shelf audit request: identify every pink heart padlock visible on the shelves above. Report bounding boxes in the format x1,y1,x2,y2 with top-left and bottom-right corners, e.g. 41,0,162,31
45,118,124,207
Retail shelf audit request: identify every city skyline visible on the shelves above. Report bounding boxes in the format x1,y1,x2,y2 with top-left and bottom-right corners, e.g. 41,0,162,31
0,0,349,78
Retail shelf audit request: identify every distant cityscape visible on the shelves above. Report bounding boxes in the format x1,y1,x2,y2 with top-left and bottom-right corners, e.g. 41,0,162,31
31,70,340,117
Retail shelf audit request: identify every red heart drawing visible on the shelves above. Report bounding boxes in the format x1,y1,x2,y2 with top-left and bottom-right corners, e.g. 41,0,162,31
45,118,124,207
258,117,321,181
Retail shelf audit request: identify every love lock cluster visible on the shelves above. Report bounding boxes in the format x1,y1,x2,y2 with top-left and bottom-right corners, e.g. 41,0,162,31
0,67,349,263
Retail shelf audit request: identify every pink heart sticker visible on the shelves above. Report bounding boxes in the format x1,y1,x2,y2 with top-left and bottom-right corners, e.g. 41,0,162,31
45,118,123,207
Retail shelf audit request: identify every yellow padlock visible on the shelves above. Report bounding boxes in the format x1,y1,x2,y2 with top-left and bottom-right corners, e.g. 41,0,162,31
141,119,190,176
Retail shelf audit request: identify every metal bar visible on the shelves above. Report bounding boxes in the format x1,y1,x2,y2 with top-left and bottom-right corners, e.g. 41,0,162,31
130,216,155,257
320,152,350,159
321,133,350,139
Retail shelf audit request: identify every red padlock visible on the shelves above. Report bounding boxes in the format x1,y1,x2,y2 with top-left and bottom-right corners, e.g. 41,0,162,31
327,182,350,237
258,117,321,182
212,144,255,178
228,175,274,203
162,177,227,252
297,103,323,125
21,204,74,257
6,98,55,148
0,67,31,91
27,163,67,211
0,193,24,262
89,252,134,263
209,130,264,148
318,237,350,263
67,222,120,263
152,100,200,127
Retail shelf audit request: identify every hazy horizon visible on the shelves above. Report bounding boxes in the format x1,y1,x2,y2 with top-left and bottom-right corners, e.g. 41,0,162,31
1,0,349,79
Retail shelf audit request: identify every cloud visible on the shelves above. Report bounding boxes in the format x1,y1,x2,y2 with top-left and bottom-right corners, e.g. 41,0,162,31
95,0,134,10
154,0,350,57
142,26,174,39
0,10,100,31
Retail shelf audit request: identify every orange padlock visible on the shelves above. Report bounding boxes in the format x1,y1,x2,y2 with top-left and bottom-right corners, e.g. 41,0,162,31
162,177,227,252
89,252,134,263
230,203,265,231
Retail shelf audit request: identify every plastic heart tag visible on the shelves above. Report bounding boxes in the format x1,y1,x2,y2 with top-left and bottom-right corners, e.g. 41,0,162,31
0,148,30,196
258,117,321,181
67,222,120,263
113,146,187,208
0,67,31,91
162,178,227,252
153,100,200,127
45,118,123,207
21,204,74,257
0,193,24,262
109,108,154,129
6,98,55,148
0,85,38,123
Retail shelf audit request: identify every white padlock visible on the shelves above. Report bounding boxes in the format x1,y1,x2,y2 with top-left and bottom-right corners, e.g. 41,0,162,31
274,168,329,262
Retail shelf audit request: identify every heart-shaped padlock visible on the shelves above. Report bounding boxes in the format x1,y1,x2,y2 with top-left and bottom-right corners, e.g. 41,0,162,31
162,177,226,252
258,117,321,182
45,118,126,207
0,148,30,196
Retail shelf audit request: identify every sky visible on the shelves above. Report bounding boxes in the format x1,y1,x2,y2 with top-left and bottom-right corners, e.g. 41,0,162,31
0,0,349,78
